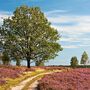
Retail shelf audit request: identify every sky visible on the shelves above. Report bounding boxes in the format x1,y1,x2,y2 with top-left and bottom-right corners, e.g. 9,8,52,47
0,0,90,65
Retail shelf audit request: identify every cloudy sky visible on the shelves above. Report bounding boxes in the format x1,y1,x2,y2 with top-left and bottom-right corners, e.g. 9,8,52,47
0,0,90,65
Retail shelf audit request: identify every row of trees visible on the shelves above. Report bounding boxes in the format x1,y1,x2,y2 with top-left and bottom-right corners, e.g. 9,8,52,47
70,51,89,68
0,5,62,68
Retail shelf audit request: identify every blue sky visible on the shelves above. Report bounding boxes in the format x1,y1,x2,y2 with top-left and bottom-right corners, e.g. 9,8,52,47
0,0,90,65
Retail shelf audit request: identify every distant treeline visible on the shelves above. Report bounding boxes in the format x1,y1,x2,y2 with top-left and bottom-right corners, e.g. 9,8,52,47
48,65,90,68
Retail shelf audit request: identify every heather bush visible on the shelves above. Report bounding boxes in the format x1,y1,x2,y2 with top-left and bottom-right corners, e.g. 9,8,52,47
0,66,27,85
0,79,6,85
38,68,90,90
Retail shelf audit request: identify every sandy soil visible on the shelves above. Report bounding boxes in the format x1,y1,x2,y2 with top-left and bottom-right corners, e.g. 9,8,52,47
11,72,54,90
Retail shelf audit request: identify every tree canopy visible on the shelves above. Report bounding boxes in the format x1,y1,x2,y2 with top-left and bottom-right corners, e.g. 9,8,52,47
0,5,62,68
70,56,78,68
81,51,88,65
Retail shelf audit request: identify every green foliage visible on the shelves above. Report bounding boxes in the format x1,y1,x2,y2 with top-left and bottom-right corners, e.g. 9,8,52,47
0,5,62,68
35,61,45,66
81,51,88,65
2,51,10,65
77,65,90,68
70,56,78,68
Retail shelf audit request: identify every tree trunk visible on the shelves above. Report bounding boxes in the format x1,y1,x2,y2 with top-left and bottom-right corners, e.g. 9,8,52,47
27,58,31,68
35,61,39,66
16,59,21,66
26,51,31,68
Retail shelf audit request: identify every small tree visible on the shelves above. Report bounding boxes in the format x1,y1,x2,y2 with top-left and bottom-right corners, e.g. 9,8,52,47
2,51,10,65
81,51,88,65
70,56,78,68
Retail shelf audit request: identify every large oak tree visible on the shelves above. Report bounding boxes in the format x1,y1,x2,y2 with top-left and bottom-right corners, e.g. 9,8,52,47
0,5,62,68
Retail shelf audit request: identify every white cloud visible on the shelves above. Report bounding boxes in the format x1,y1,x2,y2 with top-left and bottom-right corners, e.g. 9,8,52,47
48,15,90,33
47,15,90,23
62,44,90,49
45,10,90,48
45,10,68,16
0,11,12,25
61,37,80,42
62,45,78,49
0,10,90,49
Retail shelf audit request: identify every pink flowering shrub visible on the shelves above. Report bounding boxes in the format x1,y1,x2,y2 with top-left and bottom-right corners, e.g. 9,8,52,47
38,68,90,90
0,79,6,85
0,67,23,85
0,65,31,85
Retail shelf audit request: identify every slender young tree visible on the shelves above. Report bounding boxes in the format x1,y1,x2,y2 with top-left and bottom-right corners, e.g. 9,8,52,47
0,5,62,68
81,51,89,65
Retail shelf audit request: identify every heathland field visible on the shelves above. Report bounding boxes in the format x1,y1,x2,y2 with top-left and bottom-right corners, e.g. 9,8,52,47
0,65,90,90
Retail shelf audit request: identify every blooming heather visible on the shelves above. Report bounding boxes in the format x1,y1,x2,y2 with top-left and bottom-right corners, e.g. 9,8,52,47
38,68,90,90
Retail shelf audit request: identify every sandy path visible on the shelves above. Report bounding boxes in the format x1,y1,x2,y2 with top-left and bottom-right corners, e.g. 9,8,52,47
27,73,51,90
11,72,53,90
28,80,39,90
28,70,62,90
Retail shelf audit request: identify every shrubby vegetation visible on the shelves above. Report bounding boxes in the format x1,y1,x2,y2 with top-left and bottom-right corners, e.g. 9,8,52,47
38,68,90,90
0,65,46,89
0,66,25,85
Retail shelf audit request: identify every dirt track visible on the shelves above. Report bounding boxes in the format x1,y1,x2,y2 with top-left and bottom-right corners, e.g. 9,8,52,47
11,72,54,90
